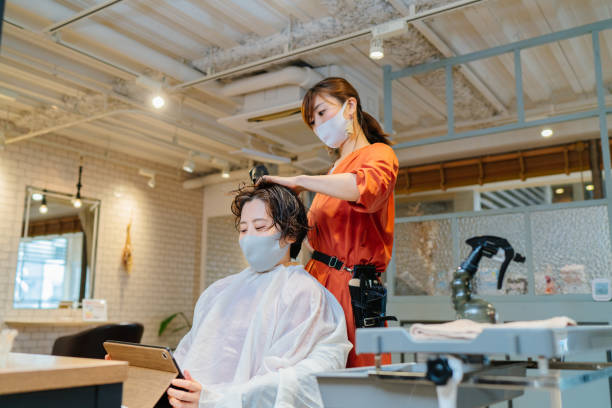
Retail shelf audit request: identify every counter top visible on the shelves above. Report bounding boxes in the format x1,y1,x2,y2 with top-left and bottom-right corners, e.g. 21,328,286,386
4,320,115,326
0,353,128,395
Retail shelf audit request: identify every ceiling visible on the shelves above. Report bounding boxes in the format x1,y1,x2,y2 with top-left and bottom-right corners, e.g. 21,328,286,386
1,0,611,183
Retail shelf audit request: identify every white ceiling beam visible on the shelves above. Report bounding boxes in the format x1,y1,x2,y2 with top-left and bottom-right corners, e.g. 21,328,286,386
411,20,508,114
259,0,311,23
201,0,277,37
461,5,549,103
518,0,584,94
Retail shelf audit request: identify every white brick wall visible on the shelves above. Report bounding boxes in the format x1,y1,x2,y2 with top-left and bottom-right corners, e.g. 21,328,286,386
0,134,202,353
205,215,247,287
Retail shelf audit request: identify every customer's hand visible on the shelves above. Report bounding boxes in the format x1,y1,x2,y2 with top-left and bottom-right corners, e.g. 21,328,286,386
167,369,202,408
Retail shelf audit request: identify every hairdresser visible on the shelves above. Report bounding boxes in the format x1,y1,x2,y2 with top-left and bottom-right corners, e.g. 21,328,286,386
262,77,398,367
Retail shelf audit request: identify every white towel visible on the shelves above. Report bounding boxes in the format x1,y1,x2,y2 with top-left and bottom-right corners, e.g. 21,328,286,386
409,316,577,341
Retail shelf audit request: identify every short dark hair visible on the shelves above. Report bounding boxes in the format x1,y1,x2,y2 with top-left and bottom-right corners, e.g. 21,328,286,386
231,182,309,259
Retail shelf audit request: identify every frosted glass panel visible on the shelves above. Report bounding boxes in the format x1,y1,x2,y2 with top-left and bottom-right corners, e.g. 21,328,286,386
457,214,529,295
531,205,611,295
394,220,453,295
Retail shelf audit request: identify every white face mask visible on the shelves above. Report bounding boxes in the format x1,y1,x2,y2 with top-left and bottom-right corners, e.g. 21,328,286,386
314,101,354,148
239,232,288,272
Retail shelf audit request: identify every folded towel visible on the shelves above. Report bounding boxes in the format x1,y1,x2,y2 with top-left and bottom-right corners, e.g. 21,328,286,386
409,316,577,341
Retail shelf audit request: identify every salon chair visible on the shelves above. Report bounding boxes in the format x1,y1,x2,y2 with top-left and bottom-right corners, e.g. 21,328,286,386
51,322,144,359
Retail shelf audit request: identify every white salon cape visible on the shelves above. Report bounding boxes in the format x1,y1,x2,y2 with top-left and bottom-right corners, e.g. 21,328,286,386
173,263,352,408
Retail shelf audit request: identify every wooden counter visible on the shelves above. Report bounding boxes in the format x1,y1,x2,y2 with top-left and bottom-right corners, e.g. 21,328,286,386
0,353,128,408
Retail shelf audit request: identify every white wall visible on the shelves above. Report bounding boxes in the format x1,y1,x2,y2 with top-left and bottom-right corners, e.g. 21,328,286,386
0,134,203,353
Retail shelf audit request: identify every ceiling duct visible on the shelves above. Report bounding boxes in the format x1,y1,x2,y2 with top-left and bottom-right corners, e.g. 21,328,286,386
217,65,380,154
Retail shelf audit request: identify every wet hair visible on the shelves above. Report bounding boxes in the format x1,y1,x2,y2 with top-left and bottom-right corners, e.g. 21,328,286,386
302,77,392,146
231,182,309,259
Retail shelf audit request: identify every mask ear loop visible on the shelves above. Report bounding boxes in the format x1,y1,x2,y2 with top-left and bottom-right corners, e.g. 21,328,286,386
344,100,355,137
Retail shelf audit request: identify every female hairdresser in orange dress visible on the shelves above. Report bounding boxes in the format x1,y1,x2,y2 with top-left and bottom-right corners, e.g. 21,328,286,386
262,77,398,367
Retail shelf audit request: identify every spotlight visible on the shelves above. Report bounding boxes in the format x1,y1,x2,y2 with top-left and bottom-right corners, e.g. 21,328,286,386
586,184,595,191
555,188,565,194
221,166,231,179
32,192,43,201
138,168,156,188
369,38,384,60
541,128,553,138
182,151,195,173
39,195,48,214
152,95,165,109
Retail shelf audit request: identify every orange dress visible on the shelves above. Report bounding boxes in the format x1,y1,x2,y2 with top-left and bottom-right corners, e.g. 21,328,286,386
305,143,398,367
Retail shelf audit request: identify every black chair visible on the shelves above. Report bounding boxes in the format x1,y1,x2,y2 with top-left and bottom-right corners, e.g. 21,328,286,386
51,322,144,359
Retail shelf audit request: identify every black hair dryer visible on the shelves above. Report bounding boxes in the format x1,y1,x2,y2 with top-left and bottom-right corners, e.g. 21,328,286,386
450,236,526,323
249,164,269,184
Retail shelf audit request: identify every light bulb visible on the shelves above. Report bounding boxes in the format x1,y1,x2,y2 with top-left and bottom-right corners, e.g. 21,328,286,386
555,188,565,194
40,196,48,213
586,184,595,191
182,156,195,173
152,95,165,109
72,198,82,208
541,128,553,138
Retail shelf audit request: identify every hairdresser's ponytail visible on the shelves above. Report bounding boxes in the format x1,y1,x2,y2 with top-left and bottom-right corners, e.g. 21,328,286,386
358,109,392,146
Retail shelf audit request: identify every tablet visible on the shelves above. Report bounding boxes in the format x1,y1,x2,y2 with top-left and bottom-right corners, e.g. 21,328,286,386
103,341,184,408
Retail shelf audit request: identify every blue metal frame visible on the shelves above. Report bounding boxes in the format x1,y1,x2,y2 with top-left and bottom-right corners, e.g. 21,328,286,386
384,18,612,299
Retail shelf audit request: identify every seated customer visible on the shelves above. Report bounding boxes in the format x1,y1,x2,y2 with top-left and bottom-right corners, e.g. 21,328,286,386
167,182,352,407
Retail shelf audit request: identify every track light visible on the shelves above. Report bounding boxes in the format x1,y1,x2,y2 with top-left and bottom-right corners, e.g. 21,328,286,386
182,151,195,173
147,175,156,188
152,95,165,109
39,195,48,214
369,38,384,60
221,165,231,179
138,168,156,188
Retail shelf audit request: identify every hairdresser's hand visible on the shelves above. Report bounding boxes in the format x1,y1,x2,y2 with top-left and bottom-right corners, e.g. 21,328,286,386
260,175,305,194
104,354,111,360
167,369,202,408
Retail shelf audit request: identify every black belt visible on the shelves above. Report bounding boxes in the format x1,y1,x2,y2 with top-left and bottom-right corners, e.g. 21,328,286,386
312,250,349,271
311,250,381,277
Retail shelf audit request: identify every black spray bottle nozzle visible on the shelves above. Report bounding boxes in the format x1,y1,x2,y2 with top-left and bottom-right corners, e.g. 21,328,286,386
249,164,269,184
464,236,526,290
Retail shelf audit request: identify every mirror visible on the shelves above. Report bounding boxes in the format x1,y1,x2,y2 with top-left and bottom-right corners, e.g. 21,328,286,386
14,187,100,309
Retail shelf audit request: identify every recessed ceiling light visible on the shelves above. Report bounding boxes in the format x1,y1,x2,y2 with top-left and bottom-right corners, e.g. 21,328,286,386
541,128,553,138
555,187,565,194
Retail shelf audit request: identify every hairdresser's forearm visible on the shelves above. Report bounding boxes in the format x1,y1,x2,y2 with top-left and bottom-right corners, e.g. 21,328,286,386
297,173,360,201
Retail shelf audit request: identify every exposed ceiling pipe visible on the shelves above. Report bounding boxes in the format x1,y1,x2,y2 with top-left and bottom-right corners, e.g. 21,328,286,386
171,0,484,91
5,109,137,144
220,66,323,97
43,0,126,33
